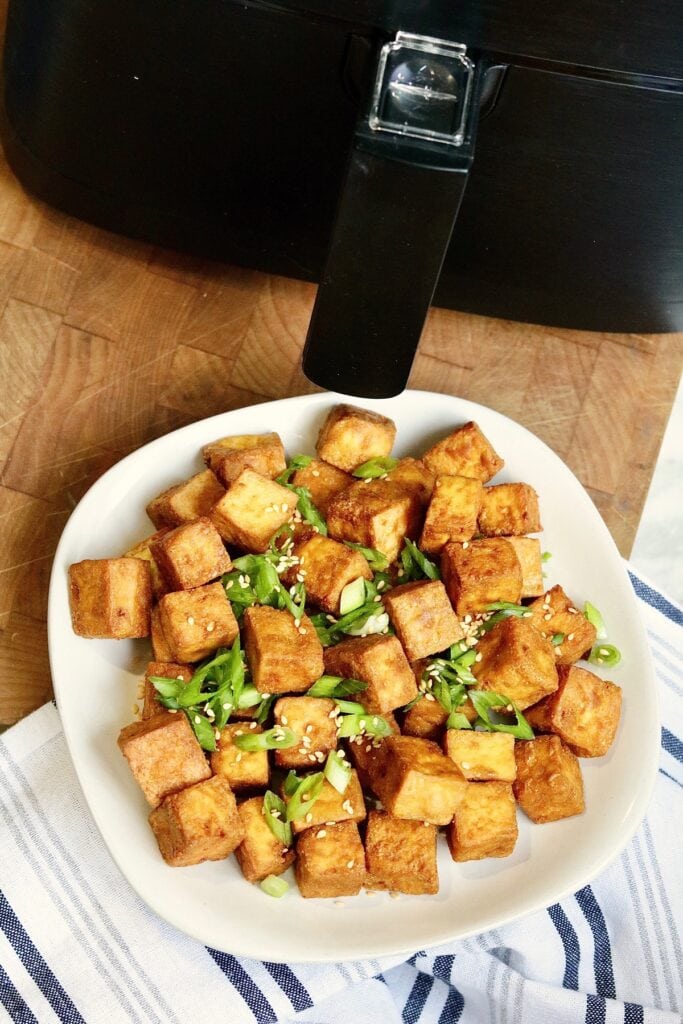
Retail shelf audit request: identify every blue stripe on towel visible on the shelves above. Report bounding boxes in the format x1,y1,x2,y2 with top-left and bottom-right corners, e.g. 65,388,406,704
629,572,683,626
402,971,434,1024
585,992,606,1024
262,962,313,1012
624,1002,644,1023
207,949,277,1022
0,960,38,1024
576,887,616,999
661,727,683,764
548,903,580,990
438,985,465,1024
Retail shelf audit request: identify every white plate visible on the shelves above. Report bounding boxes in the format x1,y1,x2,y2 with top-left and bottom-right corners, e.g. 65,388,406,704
48,390,659,962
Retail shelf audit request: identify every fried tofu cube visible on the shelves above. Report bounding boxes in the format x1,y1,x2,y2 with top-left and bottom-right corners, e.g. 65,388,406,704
472,616,558,709
505,537,544,598
423,422,503,482
234,796,295,883
324,635,417,714
273,697,338,769
441,538,522,615
291,459,352,515
419,476,484,555
209,468,294,552
370,735,468,824
124,529,170,599
316,403,396,472
402,696,448,740
384,580,464,662
202,432,286,486
150,517,232,591
326,479,422,564
525,665,622,758
149,775,243,867
282,534,371,614
142,661,192,720
69,557,151,639
345,714,399,789
243,606,324,694
447,782,517,861
159,582,239,663
210,723,270,790
289,772,366,834
117,712,211,807
514,735,585,822
296,821,365,898
146,469,225,529
385,458,435,506
478,483,541,537
526,585,597,665
364,811,438,894
151,605,174,661
444,731,516,782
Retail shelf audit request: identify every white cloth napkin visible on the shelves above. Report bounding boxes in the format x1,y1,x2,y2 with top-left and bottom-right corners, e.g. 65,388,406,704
0,568,680,1024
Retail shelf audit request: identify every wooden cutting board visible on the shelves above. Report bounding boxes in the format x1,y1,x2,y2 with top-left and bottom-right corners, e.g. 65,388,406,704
0,145,680,725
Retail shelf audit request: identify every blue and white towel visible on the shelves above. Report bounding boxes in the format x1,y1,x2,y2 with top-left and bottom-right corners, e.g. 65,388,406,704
0,568,680,1024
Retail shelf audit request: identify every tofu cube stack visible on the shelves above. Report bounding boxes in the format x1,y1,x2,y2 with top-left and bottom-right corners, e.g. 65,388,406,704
67,403,622,899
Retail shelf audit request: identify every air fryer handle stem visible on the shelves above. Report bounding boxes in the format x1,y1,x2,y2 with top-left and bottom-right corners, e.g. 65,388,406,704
302,36,483,398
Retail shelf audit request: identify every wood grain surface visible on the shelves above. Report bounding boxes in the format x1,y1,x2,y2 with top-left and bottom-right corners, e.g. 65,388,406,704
0,145,681,724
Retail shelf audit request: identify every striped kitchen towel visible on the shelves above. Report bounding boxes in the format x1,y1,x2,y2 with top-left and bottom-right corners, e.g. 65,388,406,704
0,568,680,1024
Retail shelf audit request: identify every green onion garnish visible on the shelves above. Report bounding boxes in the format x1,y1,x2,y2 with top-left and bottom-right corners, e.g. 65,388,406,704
584,601,607,639
334,699,366,715
541,551,553,563
344,543,389,572
188,711,218,752
400,538,440,581
402,693,424,712
551,633,566,646
285,772,326,821
352,456,399,479
307,676,367,699
263,791,292,847
259,874,289,898
588,644,621,668
339,576,367,616
234,726,298,751
275,454,313,486
468,690,534,739
446,710,473,730
324,751,352,794
237,685,263,709
336,713,393,739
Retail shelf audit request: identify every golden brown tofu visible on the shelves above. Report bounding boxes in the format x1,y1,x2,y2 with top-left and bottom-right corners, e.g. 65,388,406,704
273,696,338,770
291,459,352,515
209,468,294,552
422,422,504,482
282,534,372,615
296,821,366,898
150,605,174,661
159,582,239,663
514,735,585,823
525,665,622,758
384,580,464,662
234,796,295,883
202,432,286,487
478,483,542,537
69,558,152,639
526,585,597,665
117,712,211,808
447,781,518,861
472,616,558,710
385,458,436,506
401,692,449,740
146,469,225,529
370,735,468,825
142,661,192,721
210,723,270,790
324,635,417,714
364,811,438,895
289,772,366,835
345,714,399,790
149,776,243,867
243,606,324,694
124,529,170,600
151,517,232,591
326,479,422,564
505,537,544,599
443,730,516,782
441,538,522,615
420,476,484,554
315,403,396,473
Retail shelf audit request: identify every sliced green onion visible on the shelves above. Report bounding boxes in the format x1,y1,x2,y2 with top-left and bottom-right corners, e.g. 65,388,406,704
291,485,328,535
541,551,553,563
339,577,367,616
283,770,300,797
324,751,352,794
344,611,390,637
234,726,298,751
263,791,292,847
148,675,187,699
584,601,608,640
402,692,424,712
255,694,276,725
237,685,263,709
486,601,530,613
307,675,367,699
551,633,566,646
446,710,473,730
260,874,289,898
344,543,389,572
285,772,326,821
400,538,440,581
333,699,366,715
588,644,622,668
468,690,534,740
186,711,217,752
275,454,314,486
352,456,399,479
336,713,393,739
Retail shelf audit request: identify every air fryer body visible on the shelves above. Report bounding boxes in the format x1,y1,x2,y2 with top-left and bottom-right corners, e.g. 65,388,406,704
4,0,683,333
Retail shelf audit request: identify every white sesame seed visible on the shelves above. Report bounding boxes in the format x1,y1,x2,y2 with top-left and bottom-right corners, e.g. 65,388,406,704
475,652,483,662
522,611,533,618
249,721,258,729
187,616,195,626
235,753,242,762
235,729,244,736
214,729,221,740
389,892,401,900
597,657,604,665
270,809,281,819
567,633,575,641
462,541,469,549
312,469,320,477
544,613,552,621
132,703,140,715
305,724,313,734
464,614,472,624
423,821,430,827
425,693,436,701
280,715,288,725
261,693,271,700
206,621,215,633
461,761,471,770
305,812,313,822
365,744,372,753
568,607,578,614
555,647,563,657
347,860,355,869
299,627,308,635
168,708,178,714
316,829,327,838
194,715,201,724
308,754,317,762
506,704,513,712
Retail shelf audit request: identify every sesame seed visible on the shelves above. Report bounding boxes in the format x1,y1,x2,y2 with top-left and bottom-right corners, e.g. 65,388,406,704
235,729,244,736
206,622,215,633
308,754,317,762
316,829,327,838
168,708,178,714
461,761,471,770
599,647,611,656
544,613,552,621
225,580,234,590
214,729,221,741
282,503,289,512
194,715,201,724
280,715,288,725
597,657,604,665
389,892,401,900
423,821,430,826
475,652,483,662
425,693,435,702
555,647,563,657
462,541,469,549
270,809,281,819
305,724,313,734
522,611,533,618
176,674,185,681
312,469,320,477
235,753,242,762
568,607,578,614
261,693,271,700
302,793,309,802
347,860,355,869
249,721,258,729
298,627,308,635
567,633,575,641
187,616,195,626
132,703,139,715
506,704,513,712
305,812,313,822
315,751,325,762
365,744,372,753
